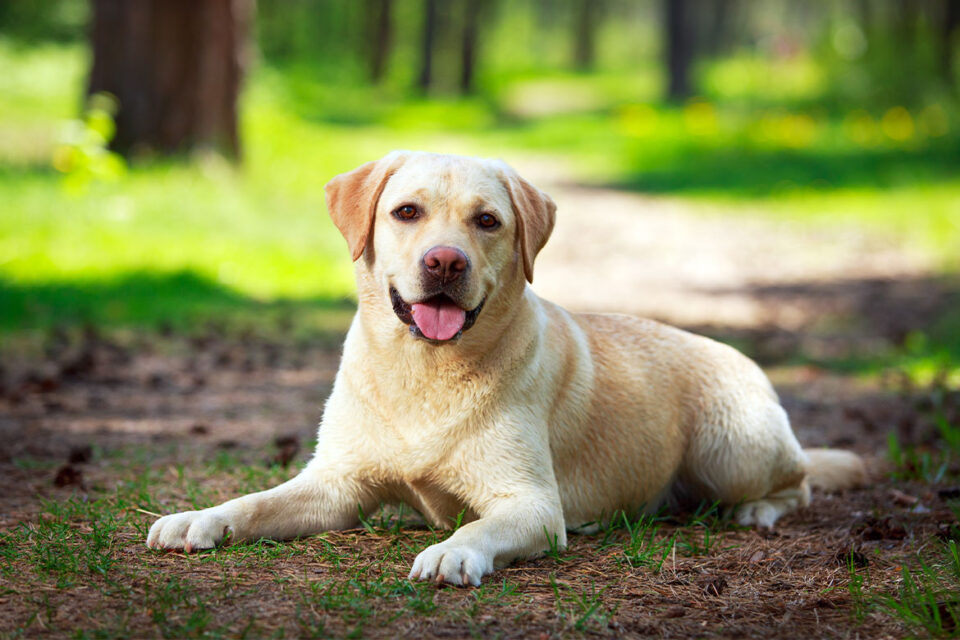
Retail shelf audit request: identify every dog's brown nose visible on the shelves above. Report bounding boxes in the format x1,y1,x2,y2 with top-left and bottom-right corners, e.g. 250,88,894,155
422,246,468,284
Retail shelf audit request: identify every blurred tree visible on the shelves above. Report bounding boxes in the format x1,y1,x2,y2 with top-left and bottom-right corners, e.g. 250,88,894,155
418,0,438,91
895,0,918,48
460,0,482,93
533,0,564,31
857,0,873,35
664,0,694,101
87,0,252,158
703,0,737,56
571,0,600,71
943,0,959,88
366,0,394,83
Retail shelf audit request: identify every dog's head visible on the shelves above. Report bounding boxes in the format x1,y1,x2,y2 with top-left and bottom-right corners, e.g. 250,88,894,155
325,151,556,343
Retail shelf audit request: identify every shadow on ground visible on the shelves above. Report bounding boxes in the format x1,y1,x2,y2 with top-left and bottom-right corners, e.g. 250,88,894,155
0,270,356,335
679,273,960,374
615,139,960,196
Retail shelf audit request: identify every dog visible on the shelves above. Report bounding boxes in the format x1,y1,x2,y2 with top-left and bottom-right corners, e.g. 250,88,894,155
147,151,866,586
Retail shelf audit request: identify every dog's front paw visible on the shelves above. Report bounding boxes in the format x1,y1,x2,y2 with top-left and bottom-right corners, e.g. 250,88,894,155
146,508,233,552
408,542,492,587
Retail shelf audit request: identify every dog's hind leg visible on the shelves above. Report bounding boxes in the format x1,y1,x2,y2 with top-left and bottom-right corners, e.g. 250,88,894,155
680,395,810,529
730,446,867,527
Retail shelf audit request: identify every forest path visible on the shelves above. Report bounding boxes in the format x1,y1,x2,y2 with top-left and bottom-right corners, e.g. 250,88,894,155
518,159,937,329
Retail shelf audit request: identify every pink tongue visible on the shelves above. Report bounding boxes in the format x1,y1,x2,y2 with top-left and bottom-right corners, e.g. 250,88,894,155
410,300,467,341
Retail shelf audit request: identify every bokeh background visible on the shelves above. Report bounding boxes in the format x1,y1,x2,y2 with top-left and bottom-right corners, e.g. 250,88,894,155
1,0,959,377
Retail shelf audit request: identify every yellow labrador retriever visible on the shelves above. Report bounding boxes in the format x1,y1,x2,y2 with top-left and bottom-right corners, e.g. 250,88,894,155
147,151,865,586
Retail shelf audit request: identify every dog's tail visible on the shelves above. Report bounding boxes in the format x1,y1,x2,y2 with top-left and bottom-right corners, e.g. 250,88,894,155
803,448,868,491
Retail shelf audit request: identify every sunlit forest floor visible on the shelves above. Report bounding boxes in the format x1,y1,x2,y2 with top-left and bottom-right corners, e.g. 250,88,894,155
2,42,960,638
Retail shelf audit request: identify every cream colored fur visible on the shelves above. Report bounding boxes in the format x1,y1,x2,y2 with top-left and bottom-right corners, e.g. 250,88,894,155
147,151,867,586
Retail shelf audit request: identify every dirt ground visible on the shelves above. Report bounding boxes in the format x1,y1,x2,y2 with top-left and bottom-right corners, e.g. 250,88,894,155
1,176,959,638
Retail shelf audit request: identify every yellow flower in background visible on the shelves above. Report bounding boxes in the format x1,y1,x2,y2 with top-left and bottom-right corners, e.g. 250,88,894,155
751,111,817,148
843,109,879,146
918,104,949,138
779,114,817,148
752,112,780,144
881,106,914,142
51,144,74,173
616,103,658,138
683,99,717,137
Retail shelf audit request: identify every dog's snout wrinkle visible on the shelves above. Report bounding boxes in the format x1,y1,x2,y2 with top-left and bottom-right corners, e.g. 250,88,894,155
422,246,468,286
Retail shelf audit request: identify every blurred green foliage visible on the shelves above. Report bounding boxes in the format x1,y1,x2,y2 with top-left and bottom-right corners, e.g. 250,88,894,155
0,0,87,43
52,92,126,193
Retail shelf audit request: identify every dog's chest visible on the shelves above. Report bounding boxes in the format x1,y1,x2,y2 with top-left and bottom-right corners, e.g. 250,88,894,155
354,367,497,447
367,408,489,526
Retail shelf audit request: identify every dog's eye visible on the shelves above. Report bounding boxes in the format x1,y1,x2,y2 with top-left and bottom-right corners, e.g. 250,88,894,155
393,205,420,221
476,213,500,230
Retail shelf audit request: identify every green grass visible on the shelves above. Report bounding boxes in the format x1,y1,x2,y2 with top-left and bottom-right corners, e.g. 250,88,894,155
549,576,614,633
851,540,960,638
887,398,960,484
877,388,960,636
0,39,88,162
819,523,960,635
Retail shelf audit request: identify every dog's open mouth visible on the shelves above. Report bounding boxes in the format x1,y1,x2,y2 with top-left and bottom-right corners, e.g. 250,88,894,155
390,287,485,342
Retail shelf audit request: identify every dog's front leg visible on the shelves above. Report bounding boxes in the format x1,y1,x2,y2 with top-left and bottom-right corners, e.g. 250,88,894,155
146,461,374,552
409,494,565,586
408,424,566,587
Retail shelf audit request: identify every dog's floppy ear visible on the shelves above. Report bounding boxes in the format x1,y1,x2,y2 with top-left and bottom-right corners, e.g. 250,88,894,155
501,167,557,283
324,151,410,261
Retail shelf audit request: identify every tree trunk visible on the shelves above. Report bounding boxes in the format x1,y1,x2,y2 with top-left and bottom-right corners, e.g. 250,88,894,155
460,0,481,93
88,0,251,159
367,0,393,83
943,0,959,87
664,0,693,102
857,0,873,35
417,0,438,92
572,0,597,71
704,0,735,56
895,0,917,48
